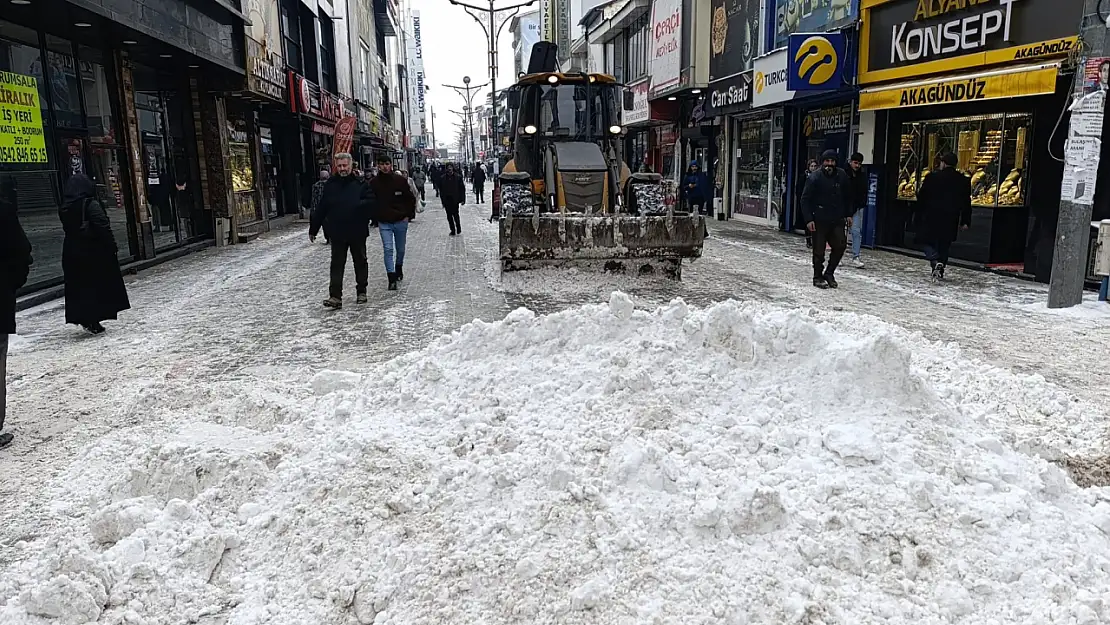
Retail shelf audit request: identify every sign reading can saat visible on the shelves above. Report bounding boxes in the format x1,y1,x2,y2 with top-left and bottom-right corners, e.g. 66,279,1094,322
860,0,1082,84
0,71,47,164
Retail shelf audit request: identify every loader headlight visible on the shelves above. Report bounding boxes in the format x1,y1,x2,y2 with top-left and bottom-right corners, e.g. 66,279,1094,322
524,125,538,134
547,75,559,84
609,125,622,135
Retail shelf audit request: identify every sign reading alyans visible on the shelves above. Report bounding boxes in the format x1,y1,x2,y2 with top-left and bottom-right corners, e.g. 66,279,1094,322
860,0,1082,84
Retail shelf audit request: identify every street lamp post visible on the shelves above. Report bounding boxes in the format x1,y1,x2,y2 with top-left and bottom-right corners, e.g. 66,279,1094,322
447,0,538,158
449,107,477,162
444,76,486,163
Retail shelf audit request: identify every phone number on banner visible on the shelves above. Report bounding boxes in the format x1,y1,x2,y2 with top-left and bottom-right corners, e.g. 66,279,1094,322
0,70,48,164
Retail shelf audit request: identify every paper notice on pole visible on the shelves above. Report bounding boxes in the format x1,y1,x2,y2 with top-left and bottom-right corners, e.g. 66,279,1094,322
1061,165,1097,206
1065,136,1101,166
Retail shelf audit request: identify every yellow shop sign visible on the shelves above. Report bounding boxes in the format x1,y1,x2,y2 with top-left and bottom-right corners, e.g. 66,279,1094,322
858,63,1059,111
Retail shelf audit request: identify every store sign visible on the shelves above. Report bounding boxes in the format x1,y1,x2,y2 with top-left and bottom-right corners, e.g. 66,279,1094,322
860,0,1082,84
788,32,846,91
706,71,753,116
540,0,555,41
0,71,47,163
245,36,285,102
773,0,858,50
650,0,682,96
288,72,344,123
709,0,760,81
858,64,1059,110
416,70,426,114
753,49,793,107
625,78,652,125
801,103,851,136
413,14,422,60
332,116,357,162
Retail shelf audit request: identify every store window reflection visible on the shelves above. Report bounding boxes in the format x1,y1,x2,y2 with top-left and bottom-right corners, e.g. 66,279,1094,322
1,20,61,290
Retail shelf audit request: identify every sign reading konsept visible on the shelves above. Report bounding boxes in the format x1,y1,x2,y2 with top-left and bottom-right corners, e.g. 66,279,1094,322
860,0,1082,84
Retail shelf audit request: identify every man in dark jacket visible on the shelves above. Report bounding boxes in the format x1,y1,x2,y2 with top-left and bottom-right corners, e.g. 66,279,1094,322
368,156,417,290
916,152,972,281
801,149,854,289
440,163,467,236
847,152,869,268
309,153,376,309
1,186,33,448
680,161,711,215
472,164,487,203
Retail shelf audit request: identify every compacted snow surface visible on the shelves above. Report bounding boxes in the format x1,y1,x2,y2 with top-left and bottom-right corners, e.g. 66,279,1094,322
3,294,1110,625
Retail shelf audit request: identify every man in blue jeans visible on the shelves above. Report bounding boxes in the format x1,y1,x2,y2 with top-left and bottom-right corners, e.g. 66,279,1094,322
369,156,418,290
847,152,869,268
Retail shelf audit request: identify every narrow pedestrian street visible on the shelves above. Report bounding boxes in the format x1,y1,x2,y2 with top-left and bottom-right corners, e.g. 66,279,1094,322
4,194,1110,624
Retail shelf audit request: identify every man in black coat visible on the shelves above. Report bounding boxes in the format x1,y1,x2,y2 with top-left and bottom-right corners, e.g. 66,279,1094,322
472,163,487,203
801,149,855,289
309,153,376,309
916,152,972,281
1,186,33,448
440,163,467,236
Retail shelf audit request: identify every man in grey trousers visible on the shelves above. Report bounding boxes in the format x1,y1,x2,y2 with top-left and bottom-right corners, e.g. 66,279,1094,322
1,189,33,448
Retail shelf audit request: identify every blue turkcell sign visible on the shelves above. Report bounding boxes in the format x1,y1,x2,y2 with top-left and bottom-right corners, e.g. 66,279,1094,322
787,32,846,91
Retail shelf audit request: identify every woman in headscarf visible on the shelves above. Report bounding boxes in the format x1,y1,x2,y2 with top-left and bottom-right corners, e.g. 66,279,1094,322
59,174,130,334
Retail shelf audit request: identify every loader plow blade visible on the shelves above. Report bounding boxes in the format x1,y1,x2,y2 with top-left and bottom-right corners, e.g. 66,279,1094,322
499,215,705,279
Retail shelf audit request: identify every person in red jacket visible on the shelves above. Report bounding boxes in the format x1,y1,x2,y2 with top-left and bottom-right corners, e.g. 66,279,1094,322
1,183,33,448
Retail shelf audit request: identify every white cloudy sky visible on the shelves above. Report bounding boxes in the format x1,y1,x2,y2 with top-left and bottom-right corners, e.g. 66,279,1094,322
411,0,526,149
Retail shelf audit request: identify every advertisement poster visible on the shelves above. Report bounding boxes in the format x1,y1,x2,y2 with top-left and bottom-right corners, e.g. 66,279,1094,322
1062,90,1105,206
649,0,682,96
773,0,855,50
332,116,357,165
0,70,47,163
1081,57,1110,95
709,0,760,82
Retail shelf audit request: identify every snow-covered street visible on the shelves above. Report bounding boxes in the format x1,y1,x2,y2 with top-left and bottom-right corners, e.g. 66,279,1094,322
3,195,1110,623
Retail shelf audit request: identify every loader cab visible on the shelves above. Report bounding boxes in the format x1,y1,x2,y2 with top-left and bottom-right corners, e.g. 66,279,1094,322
506,75,624,177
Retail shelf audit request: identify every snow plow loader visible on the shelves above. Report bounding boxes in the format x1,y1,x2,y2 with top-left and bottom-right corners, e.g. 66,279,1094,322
493,49,705,278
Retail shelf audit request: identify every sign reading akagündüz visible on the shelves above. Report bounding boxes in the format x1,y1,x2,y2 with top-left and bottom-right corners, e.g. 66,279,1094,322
863,0,1082,81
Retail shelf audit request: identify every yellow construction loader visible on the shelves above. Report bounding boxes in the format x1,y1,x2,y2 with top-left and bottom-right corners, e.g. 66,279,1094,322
492,44,705,278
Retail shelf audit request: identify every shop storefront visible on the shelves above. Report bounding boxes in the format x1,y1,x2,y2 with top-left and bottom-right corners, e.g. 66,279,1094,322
858,0,1081,269
622,77,673,173
1,19,136,290
288,70,343,212
706,71,761,221
242,36,291,220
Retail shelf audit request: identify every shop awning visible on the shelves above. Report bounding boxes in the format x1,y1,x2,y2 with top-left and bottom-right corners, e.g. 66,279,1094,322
858,62,1062,112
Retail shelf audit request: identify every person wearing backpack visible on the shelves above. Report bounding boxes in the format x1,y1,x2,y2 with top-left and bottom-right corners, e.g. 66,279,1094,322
58,174,130,334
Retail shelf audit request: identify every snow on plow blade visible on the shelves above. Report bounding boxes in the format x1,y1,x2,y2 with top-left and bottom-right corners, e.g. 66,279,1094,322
499,214,705,278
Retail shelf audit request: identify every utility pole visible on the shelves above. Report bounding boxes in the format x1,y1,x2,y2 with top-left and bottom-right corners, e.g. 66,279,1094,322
447,0,537,160
430,106,438,157
1049,1,1109,307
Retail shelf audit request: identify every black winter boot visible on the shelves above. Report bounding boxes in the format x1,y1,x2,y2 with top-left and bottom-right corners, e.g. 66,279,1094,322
388,272,398,290
396,264,404,281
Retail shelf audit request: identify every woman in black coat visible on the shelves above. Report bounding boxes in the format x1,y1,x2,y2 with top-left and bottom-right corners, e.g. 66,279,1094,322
59,174,130,334
1,187,33,448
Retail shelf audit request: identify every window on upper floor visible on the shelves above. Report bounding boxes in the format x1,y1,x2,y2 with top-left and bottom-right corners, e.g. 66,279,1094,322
281,0,301,73
624,15,649,80
319,14,337,93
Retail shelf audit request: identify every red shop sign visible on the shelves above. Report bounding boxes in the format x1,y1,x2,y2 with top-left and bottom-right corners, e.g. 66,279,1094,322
288,72,344,123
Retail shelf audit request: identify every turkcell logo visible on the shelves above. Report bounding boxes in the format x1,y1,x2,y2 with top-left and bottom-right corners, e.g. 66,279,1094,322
755,68,788,94
788,32,845,91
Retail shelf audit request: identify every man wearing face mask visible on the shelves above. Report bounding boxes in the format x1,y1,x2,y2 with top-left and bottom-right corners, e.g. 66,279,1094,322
309,153,376,309
800,149,854,289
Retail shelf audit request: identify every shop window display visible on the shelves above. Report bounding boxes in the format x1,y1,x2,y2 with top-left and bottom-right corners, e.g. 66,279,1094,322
895,113,1031,208
732,117,771,219
228,117,262,225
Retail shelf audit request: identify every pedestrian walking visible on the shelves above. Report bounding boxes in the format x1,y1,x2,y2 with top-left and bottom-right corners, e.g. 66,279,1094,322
369,156,417,290
412,167,427,202
680,161,710,215
430,164,442,198
796,159,820,249
309,153,376,309
59,174,131,333
472,163,487,203
400,170,424,217
1,186,32,449
847,152,869,268
440,163,467,236
800,150,854,289
310,169,330,244
916,152,972,282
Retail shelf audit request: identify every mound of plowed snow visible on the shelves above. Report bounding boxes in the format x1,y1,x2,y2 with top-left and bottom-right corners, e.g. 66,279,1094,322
3,294,1109,624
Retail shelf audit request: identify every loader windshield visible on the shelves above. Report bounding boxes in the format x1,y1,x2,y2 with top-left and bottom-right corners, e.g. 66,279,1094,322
536,83,616,139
